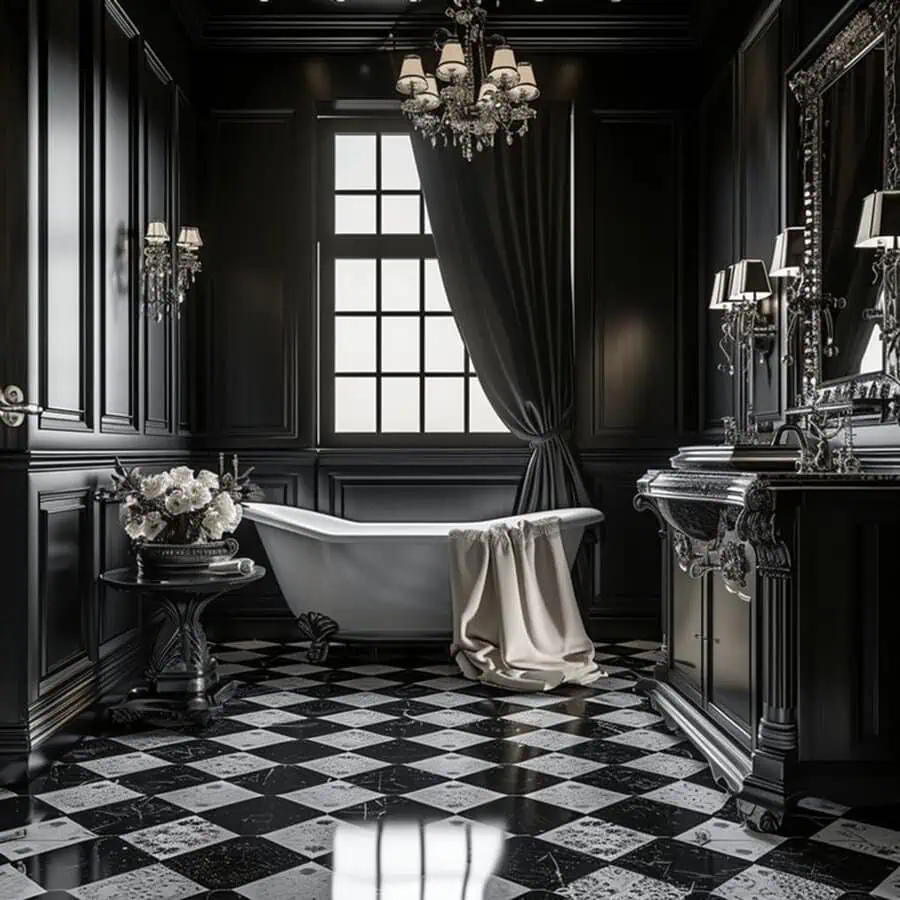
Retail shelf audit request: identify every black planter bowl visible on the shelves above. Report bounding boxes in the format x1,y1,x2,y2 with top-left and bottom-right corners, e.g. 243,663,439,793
135,538,239,578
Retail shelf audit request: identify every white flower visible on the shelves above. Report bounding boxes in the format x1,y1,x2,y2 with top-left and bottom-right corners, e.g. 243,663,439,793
141,472,172,500
212,491,236,520
168,466,196,488
165,488,193,516
188,482,213,511
124,516,144,540
196,470,220,490
202,509,225,540
142,511,166,542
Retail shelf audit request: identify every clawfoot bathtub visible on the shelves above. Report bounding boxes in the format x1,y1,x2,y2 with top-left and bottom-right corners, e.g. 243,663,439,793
243,504,604,653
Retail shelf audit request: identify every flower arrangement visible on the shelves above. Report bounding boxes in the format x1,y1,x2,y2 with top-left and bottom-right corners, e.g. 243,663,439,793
99,455,263,546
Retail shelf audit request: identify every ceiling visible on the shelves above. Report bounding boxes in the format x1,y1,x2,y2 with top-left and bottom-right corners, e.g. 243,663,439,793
180,0,711,53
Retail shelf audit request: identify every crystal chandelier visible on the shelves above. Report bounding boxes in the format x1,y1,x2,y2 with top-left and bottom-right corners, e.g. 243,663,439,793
142,222,203,322
395,0,539,162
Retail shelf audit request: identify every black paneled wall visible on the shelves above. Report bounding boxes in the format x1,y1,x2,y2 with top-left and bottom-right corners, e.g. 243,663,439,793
0,0,196,782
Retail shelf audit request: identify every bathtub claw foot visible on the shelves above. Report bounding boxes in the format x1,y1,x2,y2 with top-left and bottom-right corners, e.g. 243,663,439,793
297,611,339,663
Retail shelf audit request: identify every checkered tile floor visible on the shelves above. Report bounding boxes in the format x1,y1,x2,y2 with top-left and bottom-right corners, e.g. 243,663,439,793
1,640,899,899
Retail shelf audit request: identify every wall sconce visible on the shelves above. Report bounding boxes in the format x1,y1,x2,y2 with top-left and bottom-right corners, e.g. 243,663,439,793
709,266,737,376
142,222,203,322
0,385,42,428
730,259,777,360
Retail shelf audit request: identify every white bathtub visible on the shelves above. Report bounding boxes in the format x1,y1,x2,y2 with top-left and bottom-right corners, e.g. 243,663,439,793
243,503,605,641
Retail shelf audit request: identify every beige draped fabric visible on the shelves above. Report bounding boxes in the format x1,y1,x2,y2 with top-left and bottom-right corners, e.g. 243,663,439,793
449,517,605,691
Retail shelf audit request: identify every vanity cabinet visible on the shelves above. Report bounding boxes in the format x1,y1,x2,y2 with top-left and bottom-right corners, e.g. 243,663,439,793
635,459,900,832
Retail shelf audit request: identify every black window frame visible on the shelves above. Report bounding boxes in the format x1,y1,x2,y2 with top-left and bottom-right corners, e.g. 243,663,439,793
317,114,517,448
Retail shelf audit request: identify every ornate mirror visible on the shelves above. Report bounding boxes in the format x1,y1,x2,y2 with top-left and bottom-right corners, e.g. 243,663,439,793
789,0,900,413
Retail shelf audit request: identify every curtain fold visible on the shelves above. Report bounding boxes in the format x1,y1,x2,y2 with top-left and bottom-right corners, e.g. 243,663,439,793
411,103,591,513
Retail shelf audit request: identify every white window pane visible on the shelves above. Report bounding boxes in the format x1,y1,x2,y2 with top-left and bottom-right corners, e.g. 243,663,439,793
425,378,464,432
335,134,376,190
424,201,432,235
381,195,420,234
424,259,450,311
381,259,420,311
425,318,465,372
469,377,508,432
381,134,420,190
335,316,376,372
381,377,420,433
381,317,419,373
335,377,376,432
335,259,376,311
335,195,376,234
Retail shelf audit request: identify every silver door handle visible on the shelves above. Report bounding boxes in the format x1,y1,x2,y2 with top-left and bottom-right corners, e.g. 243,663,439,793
0,385,42,427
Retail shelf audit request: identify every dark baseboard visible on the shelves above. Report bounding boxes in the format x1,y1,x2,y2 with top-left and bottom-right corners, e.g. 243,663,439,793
587,614,661,643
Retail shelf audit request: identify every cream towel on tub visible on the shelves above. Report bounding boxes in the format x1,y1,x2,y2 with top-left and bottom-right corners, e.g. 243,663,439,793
449,516,605,691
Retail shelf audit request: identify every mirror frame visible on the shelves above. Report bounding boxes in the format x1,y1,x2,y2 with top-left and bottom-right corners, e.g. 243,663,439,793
788,0,900,417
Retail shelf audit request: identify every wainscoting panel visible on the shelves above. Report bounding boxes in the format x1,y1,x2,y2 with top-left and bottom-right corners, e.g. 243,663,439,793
99,498,138,646
37,0,92,433
101,1,139,435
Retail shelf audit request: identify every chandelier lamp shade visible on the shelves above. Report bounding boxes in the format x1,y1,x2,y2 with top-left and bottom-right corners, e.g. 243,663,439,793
395,0,540,161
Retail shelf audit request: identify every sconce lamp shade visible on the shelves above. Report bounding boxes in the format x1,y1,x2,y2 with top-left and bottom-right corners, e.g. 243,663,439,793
436,41,468,82
856,190,900,249
770,227,805,277
729,259,773,301
709,269,730,310
145,221,170,244
396,55,428,95
177,226,203,249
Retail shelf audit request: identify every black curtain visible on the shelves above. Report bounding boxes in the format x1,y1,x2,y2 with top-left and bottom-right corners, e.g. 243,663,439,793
412,104,591,513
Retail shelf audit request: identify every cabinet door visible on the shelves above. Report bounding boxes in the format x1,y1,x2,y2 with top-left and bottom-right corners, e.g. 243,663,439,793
709,572,752,732
670,553,704,698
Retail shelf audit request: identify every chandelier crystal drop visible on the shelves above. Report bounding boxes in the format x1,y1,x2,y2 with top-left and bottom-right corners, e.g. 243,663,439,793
395,0,539,162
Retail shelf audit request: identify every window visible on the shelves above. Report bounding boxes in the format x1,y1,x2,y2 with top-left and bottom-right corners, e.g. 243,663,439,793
318,118,508,444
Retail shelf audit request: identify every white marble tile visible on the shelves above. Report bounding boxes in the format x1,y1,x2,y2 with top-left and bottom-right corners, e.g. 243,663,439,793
37,780,142,813
221,640,279,650
559,864,687,900
623,752,708,780
270,662,329,675
417,691,481,709
264,815,346,858
515,753,606,780
676,817,786,861
414,664,461,676
187,751,276,779
592,709,662,729
328,692,396,708
229,708,307,727
642,780,730,815
417,676,477,691
159,780,260,812
872,866,900,899
527,781,628,813
283,780,384,813
276,651,330,664
483,876,531,899
620,640,660,650
300,752,389,779
588,691,645,709
341,664,404,675
599,665,630,675
502,709,578,728
495,693,570,708
0,816,95,861
630,650,662,661
336,676,402,691
405,781,503,813
243,691,314,708
412,710,486,728
584,677,636,692
506,730,589,751
797,796,851,817
210,729,294,751
605,729,684,751
812,817,900,863
255,676,321,691
216,663,254,678
68,863,204,900
322,709,398,728
541,817,654,860
0,864,47,900
110,731,194,751
713,864,843,900
78,751,170,778
216,650,265,662
409,753,496,779
408,729,491,751
238,861,332,900
123,815,235,860
309,729,393,751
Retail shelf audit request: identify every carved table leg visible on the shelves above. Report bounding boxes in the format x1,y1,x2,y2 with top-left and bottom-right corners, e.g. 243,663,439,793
297,611,339,663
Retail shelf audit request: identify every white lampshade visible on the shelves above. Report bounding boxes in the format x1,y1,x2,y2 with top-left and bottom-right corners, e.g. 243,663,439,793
488,45,519,86
436,40,467,82
177,226,203,249
396,54,427,96
856,190,900,249
709,269,730,310
418,75,441,111
145,221,169,243
477,82,498,106
508,62,539,102
770,226,804,277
